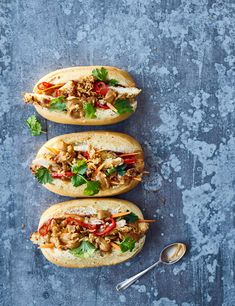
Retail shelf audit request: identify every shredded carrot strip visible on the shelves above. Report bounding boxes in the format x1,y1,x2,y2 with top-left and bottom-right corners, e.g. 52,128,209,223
111,211,131,218
133,177,142,181
138,220,158,223
106,102,117,112
119,152,140,157
97,162,105,172
39,243,55,249
45,147,60,155
39,83,65,93
111,242,121,250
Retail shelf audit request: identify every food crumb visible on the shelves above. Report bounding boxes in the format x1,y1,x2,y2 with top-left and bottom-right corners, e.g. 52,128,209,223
21,223,25,230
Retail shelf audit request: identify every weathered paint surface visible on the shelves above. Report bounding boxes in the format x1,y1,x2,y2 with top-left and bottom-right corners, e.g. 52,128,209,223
0,1,234,305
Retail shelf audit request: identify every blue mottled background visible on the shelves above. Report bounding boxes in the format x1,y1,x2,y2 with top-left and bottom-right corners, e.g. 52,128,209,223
0,1,235,305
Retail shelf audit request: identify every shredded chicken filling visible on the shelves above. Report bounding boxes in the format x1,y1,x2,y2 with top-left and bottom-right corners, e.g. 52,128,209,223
24,74,141,119
30,210,148,254
31,140,143,190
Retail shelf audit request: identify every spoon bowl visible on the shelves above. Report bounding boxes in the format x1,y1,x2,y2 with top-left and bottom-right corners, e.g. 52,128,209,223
160,242,187,264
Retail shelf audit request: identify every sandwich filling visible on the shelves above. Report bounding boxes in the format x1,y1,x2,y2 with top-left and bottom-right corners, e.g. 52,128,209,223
24,67,141,119
30,209,149,258
31,140,144,195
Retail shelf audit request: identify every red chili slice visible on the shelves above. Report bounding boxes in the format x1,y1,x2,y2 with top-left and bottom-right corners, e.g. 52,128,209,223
51,172,74,178
94,218,116,236
95,101,110,109
82,152,90,159
55,89,61,97
94,81,109,95
122,157,137,165
39,219,53,236
37,82,54,91
66,217,97,230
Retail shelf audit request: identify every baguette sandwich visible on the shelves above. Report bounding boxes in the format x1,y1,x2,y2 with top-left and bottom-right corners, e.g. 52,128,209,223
31,131,144,197
24,66,141,125
30,199,152,268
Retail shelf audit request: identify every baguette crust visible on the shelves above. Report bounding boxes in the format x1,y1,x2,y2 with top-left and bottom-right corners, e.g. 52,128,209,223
33,66,137,125
38,199,147,268
34,131,144,197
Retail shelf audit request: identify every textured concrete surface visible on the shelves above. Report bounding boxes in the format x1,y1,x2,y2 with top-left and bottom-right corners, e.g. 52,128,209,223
0,1,235,305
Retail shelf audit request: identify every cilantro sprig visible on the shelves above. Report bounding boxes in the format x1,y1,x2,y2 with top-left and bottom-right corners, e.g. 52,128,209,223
92,67,119,86
119,237,136,252
71,160,100,195
83,103,96,119
49,96,67,111
106,164,127,177
26,115,43,136
114,99,134,115
70,241,96,258
123,212,139,223
35,167,53,184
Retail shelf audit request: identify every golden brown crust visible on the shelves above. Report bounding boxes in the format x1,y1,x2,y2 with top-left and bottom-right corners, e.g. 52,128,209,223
34,131,144,197
38,199,147,268
32,66,137,125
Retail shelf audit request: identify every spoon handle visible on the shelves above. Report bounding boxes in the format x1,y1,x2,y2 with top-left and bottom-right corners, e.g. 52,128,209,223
116,261,161,291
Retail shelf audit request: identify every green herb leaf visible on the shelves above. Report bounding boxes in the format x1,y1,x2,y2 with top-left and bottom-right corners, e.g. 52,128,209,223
116,164,127,176
71,175,86,187
114,99,134,115
83,103,96,119
106,167,116,176
108,79,119,86
49,96,67,111
123,212,139,223
70,241,96,258
26,115,42,136
92,67,108,82
119,237,136,252
71,160,87,175
35,167,53,184
84,181,100,196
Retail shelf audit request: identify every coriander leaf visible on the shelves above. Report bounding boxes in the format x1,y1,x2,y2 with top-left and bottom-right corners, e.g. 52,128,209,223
106,167,116,176
116,164,127,176
71,174,86,187
83,103,96,119
114,99,134,115
119,237,136,252
84,181,100,196
92,67,108,82
71,160,87,175
35,167,53,184
108,79,119,86
124,212,139,223
49,96,67,111
26,115,42,136
70,241,96,258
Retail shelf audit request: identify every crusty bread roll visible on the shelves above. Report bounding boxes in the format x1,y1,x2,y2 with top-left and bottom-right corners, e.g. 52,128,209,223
34,199,147,268
28,66,140,125
32,131,144,197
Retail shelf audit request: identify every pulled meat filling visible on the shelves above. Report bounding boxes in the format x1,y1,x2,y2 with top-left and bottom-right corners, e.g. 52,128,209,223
30,210,148,254
23,72,141,119
31,141,143,191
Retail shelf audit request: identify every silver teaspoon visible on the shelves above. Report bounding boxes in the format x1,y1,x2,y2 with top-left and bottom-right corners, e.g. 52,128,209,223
116,242,187,291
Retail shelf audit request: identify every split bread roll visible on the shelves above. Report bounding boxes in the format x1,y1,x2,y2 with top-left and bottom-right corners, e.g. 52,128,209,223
24,66,141,125
30,198,149,268
30,131,144,197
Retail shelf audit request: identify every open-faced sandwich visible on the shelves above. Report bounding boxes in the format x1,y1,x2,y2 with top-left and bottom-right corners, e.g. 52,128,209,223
23,66,141,125
30,199,155,268
30,131,144,197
